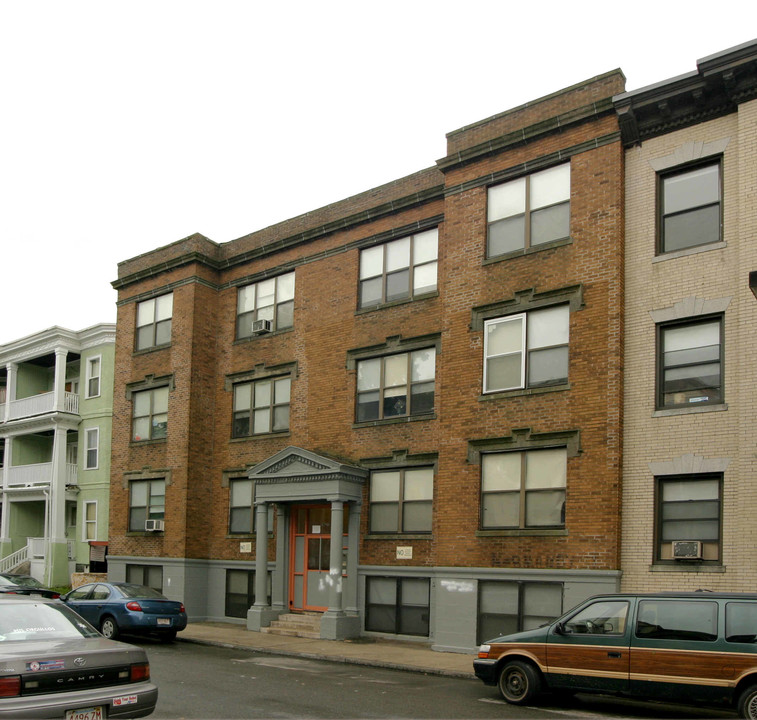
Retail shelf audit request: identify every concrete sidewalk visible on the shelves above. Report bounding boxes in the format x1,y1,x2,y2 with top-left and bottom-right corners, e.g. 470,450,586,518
177,621,476,679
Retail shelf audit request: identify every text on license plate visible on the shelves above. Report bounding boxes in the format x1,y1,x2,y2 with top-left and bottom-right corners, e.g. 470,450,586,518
157,618,171,625
65,706,103,720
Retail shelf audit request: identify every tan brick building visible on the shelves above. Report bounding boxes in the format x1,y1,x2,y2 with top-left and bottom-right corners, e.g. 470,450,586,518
616,41,757,591
108,70,626,651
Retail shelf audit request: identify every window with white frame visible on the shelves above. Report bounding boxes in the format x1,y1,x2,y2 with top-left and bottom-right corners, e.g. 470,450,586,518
369,467,433,534
85,428,99,469
83,500,97,541
233,377,290,437
658,316,722,409
356,348,435,422
128,479,165,532
487,164,570,257
136,293,173,350
132,386,169,441
659,161,721,254
236,272,295,339
484,305,569,393
481,448,567,529
359,229,438,308
656,474,721,563
85,356,101,398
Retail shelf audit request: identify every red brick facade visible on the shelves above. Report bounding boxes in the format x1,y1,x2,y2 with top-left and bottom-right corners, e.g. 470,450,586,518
109,71,626,648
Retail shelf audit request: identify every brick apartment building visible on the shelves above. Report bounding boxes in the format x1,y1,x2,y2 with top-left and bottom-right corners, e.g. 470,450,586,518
617,41,757,591
108,69,625,651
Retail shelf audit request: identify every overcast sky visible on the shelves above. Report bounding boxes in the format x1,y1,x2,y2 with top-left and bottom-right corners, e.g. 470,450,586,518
0,1,752,345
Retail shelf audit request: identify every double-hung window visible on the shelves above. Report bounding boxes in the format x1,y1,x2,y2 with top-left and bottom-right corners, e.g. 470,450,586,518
359,229,438,308
660,161,721,253
656,475,721,563
233,377,291,437
85,356,101,398
83,501,97,541
229,478,254,533
658,317,722,409
128,479,165,532
356,348,435,422
85,428,99,469
365,577,430,636
369,467,433,533
484,305,568,393
136,293,173,350
481,448,567,529
487,164,570,257
236,272,294,338
132,386,169,441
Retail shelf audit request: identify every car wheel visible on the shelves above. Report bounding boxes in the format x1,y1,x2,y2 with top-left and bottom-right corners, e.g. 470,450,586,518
160,630,177,642
498,660,542,705
100,616,119,640
738,684,757,719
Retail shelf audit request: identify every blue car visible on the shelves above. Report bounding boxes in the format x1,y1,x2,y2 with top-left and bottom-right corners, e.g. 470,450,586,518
63,582,187,642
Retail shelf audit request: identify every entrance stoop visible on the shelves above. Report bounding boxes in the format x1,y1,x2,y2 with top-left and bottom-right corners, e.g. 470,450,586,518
260,612,322,639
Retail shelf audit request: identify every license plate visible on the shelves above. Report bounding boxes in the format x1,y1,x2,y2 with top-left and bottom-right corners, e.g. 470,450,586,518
157,618,171,626
65,706,103,720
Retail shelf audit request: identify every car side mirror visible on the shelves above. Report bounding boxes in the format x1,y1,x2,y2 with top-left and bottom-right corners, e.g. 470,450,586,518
554,622,570,635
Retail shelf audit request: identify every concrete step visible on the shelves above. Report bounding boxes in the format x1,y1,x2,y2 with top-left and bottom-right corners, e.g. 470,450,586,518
261,613,322,638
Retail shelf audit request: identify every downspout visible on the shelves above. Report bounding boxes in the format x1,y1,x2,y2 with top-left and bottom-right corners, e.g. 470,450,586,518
43,487,51,587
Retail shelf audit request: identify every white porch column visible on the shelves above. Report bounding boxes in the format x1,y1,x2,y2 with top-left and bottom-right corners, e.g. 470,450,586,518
327,500,344,613
53,350,67,413
253,501,269,607
49,425,68,541
4,362,16,422
0,437,11,540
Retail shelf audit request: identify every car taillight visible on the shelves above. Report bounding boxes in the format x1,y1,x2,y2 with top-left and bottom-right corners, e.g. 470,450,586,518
477,644,491,659
126,601,143,612
52,592,61,599
130,663,150,683
179,603,186,613
0,677,21,698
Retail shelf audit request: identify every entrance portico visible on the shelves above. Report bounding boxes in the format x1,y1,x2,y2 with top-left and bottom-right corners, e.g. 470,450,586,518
246,447,367,640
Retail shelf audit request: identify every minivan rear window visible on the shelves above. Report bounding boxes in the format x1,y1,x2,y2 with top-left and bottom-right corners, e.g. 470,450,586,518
726,602,757,643
636,600,717,641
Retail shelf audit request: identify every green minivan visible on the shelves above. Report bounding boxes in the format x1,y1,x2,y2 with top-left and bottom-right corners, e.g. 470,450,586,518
474,592,757,718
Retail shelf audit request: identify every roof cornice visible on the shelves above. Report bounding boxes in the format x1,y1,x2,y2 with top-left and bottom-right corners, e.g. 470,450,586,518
614,39,757,146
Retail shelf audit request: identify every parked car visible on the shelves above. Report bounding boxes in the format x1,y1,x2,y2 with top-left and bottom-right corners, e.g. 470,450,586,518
474,591,757,719
63,582,187,641
0,573,60,599
0,595,157,718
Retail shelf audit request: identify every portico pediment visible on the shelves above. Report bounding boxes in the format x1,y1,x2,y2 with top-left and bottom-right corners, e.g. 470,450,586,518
248,446,367,504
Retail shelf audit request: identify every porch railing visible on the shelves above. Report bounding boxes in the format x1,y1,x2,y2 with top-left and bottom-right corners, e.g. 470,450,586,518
0,544,29,574
2,391,79,422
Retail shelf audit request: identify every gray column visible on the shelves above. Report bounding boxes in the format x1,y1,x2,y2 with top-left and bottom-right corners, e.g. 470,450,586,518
327,500,344,613
271,504,286,611
345,501,361,613
254,502,269,607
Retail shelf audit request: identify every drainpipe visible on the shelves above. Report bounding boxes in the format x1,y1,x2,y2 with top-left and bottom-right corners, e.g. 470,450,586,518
43,487,51,587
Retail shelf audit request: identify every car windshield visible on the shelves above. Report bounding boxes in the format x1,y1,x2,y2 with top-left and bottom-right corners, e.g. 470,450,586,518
0,602,100,642
7,576,44,588
117,584,166,599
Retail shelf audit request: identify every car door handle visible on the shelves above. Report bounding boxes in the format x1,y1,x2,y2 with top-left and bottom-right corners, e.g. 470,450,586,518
607,651,622,658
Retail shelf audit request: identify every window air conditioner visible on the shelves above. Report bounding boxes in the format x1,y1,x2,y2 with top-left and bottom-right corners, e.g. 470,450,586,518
672,540,702,559
252,319,272,334
145,519,165,532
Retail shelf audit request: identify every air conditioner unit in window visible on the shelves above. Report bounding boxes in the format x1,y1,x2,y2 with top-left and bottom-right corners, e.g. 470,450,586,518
252,319,272,334
672,540,702,559
145,519,165,532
